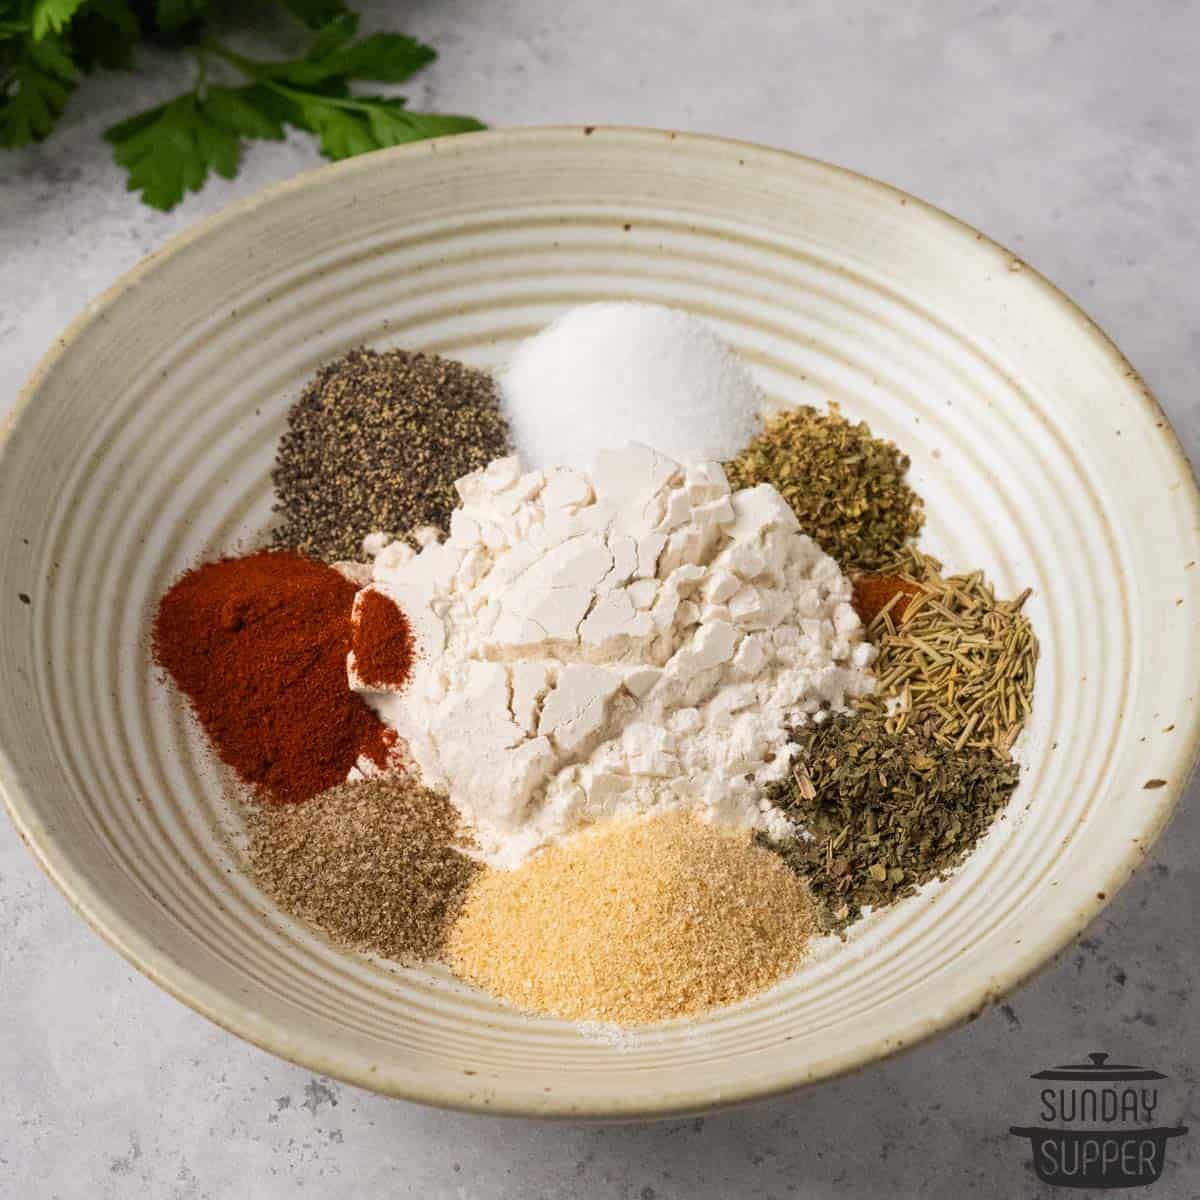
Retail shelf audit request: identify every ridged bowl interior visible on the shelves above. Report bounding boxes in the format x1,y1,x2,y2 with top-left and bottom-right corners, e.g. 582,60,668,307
1,128,1197,1118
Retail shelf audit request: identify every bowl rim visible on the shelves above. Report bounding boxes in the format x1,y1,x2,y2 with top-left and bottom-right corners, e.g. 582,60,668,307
2,124,1199,1120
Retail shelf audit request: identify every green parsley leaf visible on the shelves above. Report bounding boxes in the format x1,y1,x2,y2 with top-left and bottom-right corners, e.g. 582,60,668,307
104,84,283,209
222,25,436,87
2,2,484,211
0,34,76,147
280,0,347,31
25,26,75,75
280,88,482,160
201,82,284,140
154,0,207,34
360,100,483,146
69,0,140,70
105,94,224,208
297,32,434,83
304,10,356,58
31,0,86,40
277,86,368,158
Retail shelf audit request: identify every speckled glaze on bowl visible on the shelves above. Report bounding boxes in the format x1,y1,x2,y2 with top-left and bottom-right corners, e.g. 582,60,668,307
1,128,1197,1119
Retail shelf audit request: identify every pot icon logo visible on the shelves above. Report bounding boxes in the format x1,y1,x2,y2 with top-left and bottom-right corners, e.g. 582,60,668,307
1010,1052,1188,1189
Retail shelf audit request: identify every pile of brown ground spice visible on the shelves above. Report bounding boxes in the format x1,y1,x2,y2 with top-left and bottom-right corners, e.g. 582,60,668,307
850,573,922,626
272,348,511,562
247,778,480,961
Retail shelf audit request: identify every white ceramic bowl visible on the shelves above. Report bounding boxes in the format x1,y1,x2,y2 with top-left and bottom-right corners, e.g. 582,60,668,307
2,128,1197,1119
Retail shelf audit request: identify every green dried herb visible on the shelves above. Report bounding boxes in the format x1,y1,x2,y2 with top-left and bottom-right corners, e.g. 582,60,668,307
858,546,1039,757
765,712,1021,929
724,404,924,572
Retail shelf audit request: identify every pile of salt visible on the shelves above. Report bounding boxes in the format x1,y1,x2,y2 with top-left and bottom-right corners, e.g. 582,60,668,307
500,302,764,469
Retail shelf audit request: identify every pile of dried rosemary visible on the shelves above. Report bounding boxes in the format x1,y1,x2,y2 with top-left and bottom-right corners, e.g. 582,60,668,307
856,547,1039,757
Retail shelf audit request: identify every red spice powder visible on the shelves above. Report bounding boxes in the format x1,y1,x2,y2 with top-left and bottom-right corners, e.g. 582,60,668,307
351,587,415,689
851,574,923,627
152,550,393,804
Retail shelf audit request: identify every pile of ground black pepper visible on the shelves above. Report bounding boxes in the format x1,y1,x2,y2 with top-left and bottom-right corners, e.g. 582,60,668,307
247,777,480,961
272,348,511,562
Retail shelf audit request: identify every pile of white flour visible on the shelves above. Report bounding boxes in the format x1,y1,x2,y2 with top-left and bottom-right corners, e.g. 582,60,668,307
353,446,875,867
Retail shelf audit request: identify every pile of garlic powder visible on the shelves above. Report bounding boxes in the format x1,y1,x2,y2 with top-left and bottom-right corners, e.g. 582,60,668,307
353,444,876,867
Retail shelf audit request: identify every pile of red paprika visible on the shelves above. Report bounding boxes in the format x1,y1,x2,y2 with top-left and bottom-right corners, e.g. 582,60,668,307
153,550,413,804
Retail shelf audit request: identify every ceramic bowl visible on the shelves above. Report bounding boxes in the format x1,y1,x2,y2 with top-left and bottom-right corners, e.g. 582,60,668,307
2,128,1197,1118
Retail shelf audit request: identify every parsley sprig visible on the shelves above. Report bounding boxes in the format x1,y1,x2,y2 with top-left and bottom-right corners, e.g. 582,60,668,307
1,0,484,209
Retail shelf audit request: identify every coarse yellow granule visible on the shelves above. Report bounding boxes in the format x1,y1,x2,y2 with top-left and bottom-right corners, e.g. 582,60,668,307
445,811,817,1026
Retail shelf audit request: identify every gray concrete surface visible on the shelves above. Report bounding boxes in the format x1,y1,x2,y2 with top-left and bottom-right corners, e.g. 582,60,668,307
1,1,1198,1196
